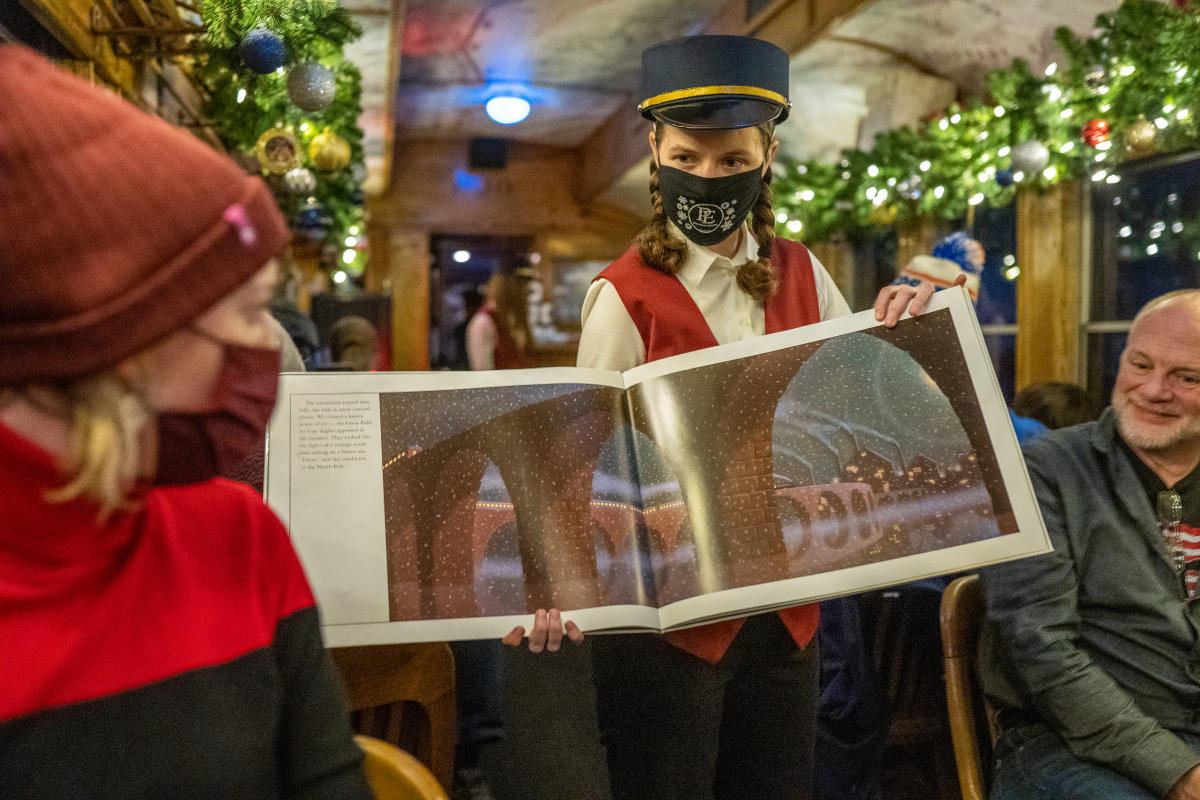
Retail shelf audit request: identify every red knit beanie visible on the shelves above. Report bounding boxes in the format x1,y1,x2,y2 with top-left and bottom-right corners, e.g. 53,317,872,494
0,45,290,382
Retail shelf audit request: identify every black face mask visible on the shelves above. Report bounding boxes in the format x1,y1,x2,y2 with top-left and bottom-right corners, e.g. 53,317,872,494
656,163,764,247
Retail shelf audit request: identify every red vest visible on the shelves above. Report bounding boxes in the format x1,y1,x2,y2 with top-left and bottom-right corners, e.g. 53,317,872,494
596,238,822,663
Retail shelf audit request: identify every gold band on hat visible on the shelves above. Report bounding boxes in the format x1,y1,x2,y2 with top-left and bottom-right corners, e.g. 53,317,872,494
638,84,789,112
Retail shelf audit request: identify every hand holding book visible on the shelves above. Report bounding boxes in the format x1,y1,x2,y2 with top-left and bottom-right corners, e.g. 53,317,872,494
501,608,584,652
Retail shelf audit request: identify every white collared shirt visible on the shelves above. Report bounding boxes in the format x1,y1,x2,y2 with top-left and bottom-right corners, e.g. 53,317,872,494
577,227,851,371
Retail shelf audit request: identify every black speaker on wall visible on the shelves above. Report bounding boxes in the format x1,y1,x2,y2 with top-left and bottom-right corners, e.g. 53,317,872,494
468,137,508,169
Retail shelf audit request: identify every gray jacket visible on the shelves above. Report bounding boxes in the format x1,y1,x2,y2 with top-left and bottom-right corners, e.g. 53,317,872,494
981,408,1200,796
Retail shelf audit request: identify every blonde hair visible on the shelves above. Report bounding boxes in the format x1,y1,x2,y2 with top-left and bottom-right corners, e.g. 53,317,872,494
36,374,149,518
635,121,779,302
485,272,532,353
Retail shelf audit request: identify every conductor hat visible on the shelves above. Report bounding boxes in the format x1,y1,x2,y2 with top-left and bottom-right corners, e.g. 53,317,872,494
638,35,790,129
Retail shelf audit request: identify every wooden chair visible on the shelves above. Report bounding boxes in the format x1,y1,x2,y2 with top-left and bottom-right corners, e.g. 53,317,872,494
331,643,457,791
356,734,450,800
940,574,996,800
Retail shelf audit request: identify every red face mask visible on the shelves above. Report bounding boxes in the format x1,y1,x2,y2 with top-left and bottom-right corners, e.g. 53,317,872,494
153,333,280,486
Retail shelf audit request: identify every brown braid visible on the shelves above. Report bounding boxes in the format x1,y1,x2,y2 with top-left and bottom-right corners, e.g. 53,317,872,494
736,166,778,301
634,158,688,276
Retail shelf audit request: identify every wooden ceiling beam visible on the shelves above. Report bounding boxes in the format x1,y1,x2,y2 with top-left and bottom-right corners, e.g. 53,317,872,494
575,0,878,206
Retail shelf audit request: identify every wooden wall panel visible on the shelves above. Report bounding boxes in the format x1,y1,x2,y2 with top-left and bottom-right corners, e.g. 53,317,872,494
1015,182,1082,390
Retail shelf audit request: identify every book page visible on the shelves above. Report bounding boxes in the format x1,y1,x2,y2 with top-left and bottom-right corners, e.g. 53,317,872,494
620,288,1049,628
265,367,660,646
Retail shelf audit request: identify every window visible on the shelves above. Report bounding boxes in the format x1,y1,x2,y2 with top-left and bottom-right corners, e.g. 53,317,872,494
1086,152,1200,408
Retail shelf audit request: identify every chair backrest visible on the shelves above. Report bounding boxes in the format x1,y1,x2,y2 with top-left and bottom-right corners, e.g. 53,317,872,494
356,734,451,800
939,574,993,800
331,643,457,791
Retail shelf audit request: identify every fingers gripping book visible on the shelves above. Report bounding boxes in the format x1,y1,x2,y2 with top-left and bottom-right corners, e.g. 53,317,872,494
264,288,1050,647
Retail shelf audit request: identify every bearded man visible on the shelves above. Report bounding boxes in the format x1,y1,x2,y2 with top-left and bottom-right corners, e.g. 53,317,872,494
983,289,1200,800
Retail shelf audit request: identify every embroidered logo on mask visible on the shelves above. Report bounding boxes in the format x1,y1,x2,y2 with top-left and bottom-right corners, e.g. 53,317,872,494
676,197,738,235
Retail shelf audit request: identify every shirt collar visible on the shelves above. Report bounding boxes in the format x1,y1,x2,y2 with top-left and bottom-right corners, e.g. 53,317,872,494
672,222,759,287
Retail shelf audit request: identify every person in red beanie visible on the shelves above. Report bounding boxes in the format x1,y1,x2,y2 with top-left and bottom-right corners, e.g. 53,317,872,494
0,45,371,799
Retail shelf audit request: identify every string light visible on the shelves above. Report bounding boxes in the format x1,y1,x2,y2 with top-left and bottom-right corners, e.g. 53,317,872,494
1043,166,1058,180
868,165,880,177
998,146,1011,158
786,220,803,233
1155,117,1170,129
776,211,789,224
1045,62,1058,76
919,160,932,172
1119,64,1136,77
933,186,946,199
994,106,1006,118
968,193,984,206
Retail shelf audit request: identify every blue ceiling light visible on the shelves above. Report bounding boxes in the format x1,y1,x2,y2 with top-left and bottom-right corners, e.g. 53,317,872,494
485,95,531,125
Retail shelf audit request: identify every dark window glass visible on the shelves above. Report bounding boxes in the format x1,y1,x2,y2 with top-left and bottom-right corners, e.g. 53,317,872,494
983,334,1016,402
972,204,1018,327
1088,151,1200,408
1086,332,1127,411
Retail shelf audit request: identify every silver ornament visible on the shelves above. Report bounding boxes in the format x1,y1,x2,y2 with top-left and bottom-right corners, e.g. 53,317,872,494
1085,65,1107,91
1011,140,1050,175
284,166,317,194
286,63,336,111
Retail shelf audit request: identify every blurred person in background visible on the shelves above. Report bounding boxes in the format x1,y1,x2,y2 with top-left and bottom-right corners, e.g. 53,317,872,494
1011,380,1102,431
329,315,379,371
467,271,533,371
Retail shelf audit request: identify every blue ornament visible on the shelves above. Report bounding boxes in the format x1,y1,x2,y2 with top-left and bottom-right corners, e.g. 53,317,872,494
294,201,331,241
995,168,1014,187
239,27,286,74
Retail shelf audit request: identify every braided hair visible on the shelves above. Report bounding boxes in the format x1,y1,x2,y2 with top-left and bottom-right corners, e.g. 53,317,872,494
635,121,779,302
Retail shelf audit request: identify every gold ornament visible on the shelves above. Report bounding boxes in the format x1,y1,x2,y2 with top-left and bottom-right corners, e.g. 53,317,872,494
870,204,898,226
254,127,302,175
1124,118,1158,158
309,129,351,172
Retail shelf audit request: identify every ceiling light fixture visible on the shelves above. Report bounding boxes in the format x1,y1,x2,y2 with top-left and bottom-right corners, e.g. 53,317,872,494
485,95,531,125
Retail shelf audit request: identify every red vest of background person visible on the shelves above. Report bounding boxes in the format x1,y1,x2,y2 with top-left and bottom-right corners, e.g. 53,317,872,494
595,237,821,663
475,306,532,369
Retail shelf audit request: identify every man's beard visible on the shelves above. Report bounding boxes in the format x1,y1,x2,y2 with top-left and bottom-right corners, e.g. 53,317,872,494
1114,397,1200,452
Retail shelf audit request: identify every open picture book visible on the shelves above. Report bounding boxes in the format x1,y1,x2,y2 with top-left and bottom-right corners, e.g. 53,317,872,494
264,287,1050,647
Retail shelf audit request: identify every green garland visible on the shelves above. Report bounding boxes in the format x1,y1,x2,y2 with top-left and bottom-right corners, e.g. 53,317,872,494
774,0,1200,242
194,0,367,272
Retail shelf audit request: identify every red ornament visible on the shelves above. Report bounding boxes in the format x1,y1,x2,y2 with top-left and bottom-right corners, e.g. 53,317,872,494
1083,119,1111,147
